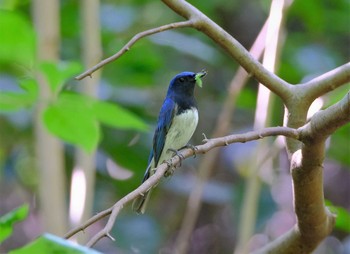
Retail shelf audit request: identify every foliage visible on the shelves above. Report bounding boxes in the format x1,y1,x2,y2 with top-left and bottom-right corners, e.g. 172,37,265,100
0,9,35,68
0,79,37,111
9,234,102,254
43,92,148,152
0,0,349,253
0,204,29,243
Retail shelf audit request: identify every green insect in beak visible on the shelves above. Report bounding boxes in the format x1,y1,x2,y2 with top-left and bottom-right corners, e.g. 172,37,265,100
195,70,207,88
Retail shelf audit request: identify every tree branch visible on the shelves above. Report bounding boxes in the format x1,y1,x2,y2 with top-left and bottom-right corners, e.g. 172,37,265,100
77,0,294,100
65,89,349,248
75,20,193,80
253,92,350,254
284,75,350,154
299,91,350,143
161,0,293,101
175,18,268,254
299,62,350,101
64,127,300,246
69,1,350,251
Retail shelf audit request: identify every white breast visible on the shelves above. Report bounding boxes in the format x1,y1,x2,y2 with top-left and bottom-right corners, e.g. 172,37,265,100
151,108,198,169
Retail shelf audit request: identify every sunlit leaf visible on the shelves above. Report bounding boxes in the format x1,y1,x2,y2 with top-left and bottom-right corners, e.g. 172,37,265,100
39,61,82,94
0,204,29,243
93,101,148,131
0,10,36,67
9,233,102,254
19,79,39,97
42,94,99,152
0,79,38,111
41,92,147,151
0,92,35,111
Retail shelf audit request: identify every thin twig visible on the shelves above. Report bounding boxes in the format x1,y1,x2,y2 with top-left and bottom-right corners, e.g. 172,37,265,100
75,20,194,80
64,207,113,239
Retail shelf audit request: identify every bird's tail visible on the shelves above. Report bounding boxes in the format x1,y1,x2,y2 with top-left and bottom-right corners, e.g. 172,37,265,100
132,189,152,214
133,162,154,214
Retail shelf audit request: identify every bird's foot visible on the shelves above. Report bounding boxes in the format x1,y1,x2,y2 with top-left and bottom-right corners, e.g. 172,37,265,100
164,159,174,178
181,144,198,158
167,148,185,167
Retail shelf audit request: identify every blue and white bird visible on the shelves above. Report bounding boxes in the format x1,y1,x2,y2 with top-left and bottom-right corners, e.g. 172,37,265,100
132,71,207,214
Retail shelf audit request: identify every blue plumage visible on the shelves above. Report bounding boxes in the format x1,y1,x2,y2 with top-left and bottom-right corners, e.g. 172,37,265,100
132,71,206,214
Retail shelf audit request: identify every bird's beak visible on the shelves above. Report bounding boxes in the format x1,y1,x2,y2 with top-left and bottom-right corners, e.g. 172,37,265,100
195,70,207,88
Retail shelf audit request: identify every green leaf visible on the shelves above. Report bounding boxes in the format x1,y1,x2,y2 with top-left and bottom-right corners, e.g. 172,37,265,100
20,79,39,97
0,204,29,243
0,10,36,67
39,61,82,94
0,79,38,111
0,92,34,111
42,92,147,151
9,233,102,254
93,101,148,131
326,200,350,233
42,93,99,152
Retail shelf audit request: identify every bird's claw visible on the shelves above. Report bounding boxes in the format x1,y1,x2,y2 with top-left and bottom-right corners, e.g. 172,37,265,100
167,148,184,167
164,159,174,177
182,144,198,158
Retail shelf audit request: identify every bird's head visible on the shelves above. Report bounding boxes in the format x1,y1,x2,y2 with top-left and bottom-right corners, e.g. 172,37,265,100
167,70,207,97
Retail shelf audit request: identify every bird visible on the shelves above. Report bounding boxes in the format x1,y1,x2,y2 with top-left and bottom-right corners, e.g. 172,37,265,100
132,70,207,214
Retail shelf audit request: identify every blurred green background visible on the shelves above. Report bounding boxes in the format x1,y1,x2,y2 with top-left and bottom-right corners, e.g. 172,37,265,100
0,0,349,253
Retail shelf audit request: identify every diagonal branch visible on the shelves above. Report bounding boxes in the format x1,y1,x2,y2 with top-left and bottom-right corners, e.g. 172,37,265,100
65,89,349,248
174,18,268,254
162,0,293,101
75,20,194,80
76,0,294,101
297,62,350,104
69,1,350,251
64,127,300,246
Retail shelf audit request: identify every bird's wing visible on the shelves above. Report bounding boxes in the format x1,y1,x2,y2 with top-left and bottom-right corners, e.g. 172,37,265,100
153,97,176,167
141,98,176,183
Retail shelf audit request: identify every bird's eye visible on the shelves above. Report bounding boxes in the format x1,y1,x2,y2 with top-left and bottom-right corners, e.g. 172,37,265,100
179,77,185,82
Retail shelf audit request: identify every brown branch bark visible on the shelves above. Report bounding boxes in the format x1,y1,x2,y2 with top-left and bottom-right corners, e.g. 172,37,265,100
253,92,350,254
174,18,268,254
64,127,300,246
64,93,349,250
299,62,350,102
69,1,350,252
283,63,350,155
161,0,292,101
64,88,349,247
299,92,350,143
